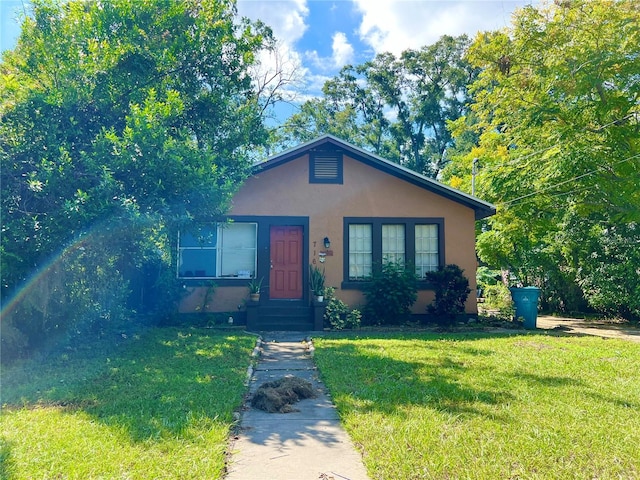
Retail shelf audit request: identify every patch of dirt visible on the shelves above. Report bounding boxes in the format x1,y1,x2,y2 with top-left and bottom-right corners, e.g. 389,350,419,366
251,376,316,413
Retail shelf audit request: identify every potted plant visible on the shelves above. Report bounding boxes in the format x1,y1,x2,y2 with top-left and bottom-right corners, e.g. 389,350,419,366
309,265,326,302
248,277,263,302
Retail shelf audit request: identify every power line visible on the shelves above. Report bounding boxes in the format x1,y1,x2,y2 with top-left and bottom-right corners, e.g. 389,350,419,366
478,144,558,174
499,152,640,208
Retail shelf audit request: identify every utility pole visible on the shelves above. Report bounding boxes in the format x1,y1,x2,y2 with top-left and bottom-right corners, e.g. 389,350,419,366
472,158,478,196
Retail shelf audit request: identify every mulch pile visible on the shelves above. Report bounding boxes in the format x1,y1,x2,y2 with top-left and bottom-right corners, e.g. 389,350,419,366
251,376,316,413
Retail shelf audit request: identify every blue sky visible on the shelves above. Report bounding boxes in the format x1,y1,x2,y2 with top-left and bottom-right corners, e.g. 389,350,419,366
1,0,537,107
235,0,538,117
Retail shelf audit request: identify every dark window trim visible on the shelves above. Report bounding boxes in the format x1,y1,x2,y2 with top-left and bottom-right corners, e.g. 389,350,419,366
341,217,445,291
309,149,344,184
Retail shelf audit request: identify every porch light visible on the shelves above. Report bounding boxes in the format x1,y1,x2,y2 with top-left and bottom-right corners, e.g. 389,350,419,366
323,237,331,249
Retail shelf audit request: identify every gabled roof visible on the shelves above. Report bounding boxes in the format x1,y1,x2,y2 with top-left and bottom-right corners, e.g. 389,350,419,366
253,134,496,220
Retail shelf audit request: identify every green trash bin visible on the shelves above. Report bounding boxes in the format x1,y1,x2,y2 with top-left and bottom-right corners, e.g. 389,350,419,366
510,287,540,329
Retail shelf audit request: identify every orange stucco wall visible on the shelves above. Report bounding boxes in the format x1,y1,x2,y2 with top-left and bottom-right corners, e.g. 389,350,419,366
180,152,479,315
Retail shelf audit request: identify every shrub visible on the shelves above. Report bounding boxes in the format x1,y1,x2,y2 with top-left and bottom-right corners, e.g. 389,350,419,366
1,242,132,364
0,319,29,364
481,283,515,319
323,287,361,330
425,264,471,326
345,309,362,329
363,261,417,325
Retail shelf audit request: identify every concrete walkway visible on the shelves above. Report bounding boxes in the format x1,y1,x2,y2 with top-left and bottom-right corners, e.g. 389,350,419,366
225,332,371,480
536,315,640,342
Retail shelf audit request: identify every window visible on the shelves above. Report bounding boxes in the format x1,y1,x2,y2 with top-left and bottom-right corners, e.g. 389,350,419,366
178,223,257,279
310,150,343,184
382,224,405,264
415,224,439,278
344,218,443,286
348,224,372,280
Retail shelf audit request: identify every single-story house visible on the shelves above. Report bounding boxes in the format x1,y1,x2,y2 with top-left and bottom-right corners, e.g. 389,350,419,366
178,134,496,329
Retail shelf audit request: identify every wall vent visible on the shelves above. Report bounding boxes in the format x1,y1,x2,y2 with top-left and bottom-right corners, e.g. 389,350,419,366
310,151,343,184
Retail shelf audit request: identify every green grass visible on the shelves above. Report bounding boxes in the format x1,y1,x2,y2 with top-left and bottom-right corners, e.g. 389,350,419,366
314,332,640,479
1,327,256,480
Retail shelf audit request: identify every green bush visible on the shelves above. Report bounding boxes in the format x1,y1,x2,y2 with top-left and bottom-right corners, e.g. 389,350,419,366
363,261,417,325
0,318,29,363
482,283,515,319
345,309,362,329
324,287,361,330
425,264,471,326
1,235,132,364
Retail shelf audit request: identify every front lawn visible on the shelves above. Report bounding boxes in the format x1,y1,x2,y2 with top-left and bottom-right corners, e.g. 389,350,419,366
314,332,640,479
1,327,255,480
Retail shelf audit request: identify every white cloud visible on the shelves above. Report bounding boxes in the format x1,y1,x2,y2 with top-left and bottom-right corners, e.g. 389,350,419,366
238,1,312,102
352,0,534,56
236,0,539,109
305,31,354,72
331,32,355,67
237,0,309,45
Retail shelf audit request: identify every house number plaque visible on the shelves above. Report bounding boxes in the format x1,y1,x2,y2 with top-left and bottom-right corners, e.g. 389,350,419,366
312,241,333,264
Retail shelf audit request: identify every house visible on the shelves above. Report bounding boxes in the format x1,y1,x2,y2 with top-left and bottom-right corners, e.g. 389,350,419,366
178,134,496,329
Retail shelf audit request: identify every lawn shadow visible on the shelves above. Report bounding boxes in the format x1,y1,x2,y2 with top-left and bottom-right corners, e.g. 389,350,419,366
510,371,584,388
81,329,253,443
316,334,516,420
0,438,16,480
1,328,254,444
315,330,622,422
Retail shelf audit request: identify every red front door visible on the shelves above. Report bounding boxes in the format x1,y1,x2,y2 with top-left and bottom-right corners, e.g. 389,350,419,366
269,226,303,299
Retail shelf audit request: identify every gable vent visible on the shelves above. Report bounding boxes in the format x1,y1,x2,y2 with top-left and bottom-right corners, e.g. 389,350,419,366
310,151,343,184
315,155,338,178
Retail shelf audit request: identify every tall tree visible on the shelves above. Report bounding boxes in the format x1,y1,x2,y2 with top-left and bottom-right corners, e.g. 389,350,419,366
0,0,277,358
452,0,640,318
281,35,477,177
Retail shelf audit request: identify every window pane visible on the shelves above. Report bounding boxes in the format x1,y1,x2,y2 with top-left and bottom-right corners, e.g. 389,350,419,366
219,223,257,277
349,224,372,280
382,224,405,265
178,227,217,278
178,249,216,277
179,228,217,247
415,224,439,278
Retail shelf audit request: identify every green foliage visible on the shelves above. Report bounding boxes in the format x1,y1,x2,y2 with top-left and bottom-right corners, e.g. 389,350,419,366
281,35,477,178
476,266,501,290
1,328,255,478
345,309,363,330
481,283,515,319
314,334,640,479
323,287,362,330
1,226,133,364
151,262,190,320
1,0,276,358
425,264,471,326
448,0,640,319
308,265,326,296
247,277,263,294
363,261,418,325
573,223,640,321
476,266,514,318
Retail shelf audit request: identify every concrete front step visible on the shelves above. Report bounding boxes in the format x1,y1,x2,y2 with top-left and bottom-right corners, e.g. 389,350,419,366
247,304,325,331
